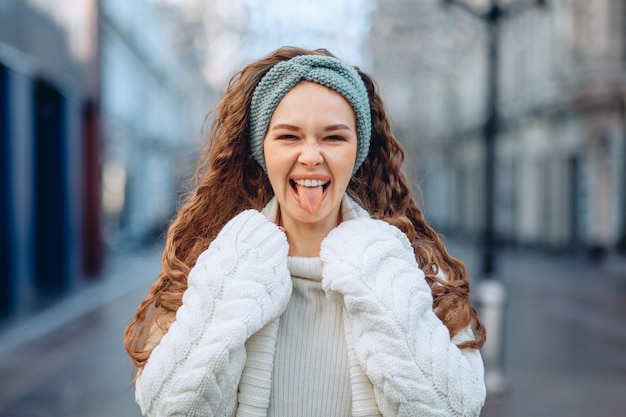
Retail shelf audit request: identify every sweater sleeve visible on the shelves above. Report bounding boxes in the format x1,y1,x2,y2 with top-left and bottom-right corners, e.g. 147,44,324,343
320,218,486,417
135,210,292,417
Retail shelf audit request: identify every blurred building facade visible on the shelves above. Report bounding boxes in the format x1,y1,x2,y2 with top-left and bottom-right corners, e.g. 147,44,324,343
0,0,101,316
0,0,212,318
369,0,626,257
100,0,214,248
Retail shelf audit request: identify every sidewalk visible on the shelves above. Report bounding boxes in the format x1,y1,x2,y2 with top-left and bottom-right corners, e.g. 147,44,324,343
0,244,163,417
445,239,626,417
0,244,163,358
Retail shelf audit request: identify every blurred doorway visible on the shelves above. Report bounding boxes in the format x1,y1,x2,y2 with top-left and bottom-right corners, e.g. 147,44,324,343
32,79,69,297
0,64,12,315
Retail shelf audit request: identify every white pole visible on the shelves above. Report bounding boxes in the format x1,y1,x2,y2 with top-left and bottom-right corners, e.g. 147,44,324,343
475,278,508,395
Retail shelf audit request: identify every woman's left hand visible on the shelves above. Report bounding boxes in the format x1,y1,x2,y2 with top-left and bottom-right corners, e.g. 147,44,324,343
320,218,485,417
320,218,432,308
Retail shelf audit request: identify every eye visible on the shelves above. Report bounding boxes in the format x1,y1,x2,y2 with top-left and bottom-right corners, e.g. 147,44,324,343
326,135,347,142
277,134,298,140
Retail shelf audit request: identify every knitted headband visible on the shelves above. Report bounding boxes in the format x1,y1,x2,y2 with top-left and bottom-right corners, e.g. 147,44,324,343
248,55,372,174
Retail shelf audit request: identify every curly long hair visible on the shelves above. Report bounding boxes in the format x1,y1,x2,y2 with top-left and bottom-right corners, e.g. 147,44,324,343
124,46,485,371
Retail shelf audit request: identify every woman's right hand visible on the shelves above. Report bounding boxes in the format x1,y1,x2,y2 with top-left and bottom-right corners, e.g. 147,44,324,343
135,209,291,417
193,209,293,335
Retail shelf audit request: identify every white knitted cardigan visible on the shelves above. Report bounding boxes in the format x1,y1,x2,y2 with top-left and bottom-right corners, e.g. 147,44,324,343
135,196,486,417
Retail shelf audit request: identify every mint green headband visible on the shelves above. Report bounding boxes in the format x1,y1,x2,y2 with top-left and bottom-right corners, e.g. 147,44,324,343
248,55,372,174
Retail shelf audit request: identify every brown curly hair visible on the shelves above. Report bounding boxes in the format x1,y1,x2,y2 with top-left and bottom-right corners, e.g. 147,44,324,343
124,46,485,372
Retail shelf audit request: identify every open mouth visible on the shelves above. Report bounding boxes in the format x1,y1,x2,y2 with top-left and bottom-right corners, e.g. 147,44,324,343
289,179,331,194
289,178,331,214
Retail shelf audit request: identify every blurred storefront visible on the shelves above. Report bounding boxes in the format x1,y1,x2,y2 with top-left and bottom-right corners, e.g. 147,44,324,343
0,0,101,316
0,0,213,318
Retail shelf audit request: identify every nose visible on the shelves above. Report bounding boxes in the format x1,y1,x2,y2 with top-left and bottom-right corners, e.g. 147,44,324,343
297,144,324,167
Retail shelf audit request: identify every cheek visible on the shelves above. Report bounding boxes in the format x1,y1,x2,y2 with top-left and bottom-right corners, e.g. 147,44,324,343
263,144,278,175
265,166,280,192
335,148,358,179
263,154,287,192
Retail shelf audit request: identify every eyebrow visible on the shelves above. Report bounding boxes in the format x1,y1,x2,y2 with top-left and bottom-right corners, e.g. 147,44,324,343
270,123,352,132
324,124,352,132
270,123,300,131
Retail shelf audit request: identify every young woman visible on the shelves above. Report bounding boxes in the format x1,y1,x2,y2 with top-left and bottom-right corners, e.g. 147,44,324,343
124,46,486,417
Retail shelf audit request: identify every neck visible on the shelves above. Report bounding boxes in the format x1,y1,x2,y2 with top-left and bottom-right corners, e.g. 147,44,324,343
279,210,341,257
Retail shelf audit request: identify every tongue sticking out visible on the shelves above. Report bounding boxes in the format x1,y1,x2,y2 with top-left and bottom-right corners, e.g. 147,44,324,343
297,185,325,214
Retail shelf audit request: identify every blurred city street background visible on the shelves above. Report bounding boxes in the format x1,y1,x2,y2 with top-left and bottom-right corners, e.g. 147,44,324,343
1,0,626,416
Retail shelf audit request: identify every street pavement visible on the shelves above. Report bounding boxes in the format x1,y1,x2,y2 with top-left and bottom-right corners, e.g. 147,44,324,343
0,238,624,417
0,245,162,417
446,239,626,417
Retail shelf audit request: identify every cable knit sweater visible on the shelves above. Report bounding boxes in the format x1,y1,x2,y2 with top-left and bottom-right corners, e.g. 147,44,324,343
134,196,486,417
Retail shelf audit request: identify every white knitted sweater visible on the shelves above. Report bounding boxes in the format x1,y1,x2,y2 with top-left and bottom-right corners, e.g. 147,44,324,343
135,196,486,417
